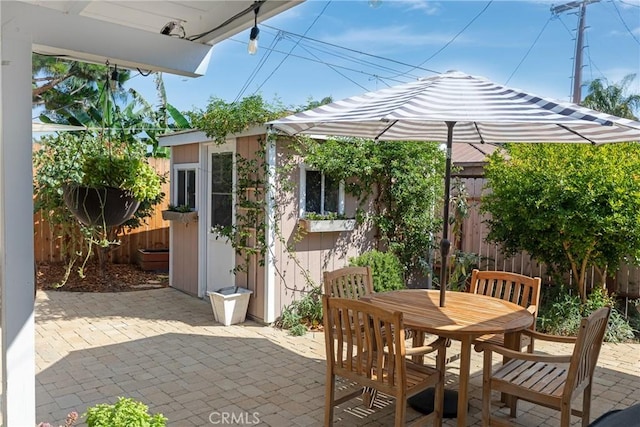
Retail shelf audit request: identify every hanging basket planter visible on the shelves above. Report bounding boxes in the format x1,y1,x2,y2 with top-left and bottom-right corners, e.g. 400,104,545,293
63,184,140,227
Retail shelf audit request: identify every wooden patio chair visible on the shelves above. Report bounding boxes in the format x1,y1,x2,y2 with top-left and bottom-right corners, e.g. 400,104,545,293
322,295,447,427
323,266,374,299
469,269,541,352
475,306,611,427
323,267,447,406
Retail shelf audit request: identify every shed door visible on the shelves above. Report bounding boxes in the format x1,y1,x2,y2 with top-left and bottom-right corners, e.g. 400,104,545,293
206,143,235,293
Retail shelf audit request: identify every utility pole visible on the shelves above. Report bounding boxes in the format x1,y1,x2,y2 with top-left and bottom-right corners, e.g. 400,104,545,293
551,0,600,104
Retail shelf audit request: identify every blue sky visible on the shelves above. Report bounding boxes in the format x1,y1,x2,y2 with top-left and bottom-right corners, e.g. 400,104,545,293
130,0,640,113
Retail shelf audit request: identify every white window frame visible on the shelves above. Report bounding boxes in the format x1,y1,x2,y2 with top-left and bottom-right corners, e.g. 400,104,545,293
173,163,198,210
299,163,345,218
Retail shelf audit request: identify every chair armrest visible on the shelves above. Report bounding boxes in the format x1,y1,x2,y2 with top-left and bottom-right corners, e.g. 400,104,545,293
474,342,572,363
522,329,577,343
405,337,449,356
526,305,537,315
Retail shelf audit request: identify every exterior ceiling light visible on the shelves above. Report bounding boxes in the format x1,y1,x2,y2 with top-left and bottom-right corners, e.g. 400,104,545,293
248,4,261,55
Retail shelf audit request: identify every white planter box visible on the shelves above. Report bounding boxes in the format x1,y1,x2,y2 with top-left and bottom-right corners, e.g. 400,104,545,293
207,287,253,326
161,210,198,223
299,219,356,233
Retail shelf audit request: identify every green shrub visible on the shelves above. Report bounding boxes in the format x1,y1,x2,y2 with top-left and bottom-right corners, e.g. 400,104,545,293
349,250,404,292
84,397,167,427
538,285,635,343
277,285,323,336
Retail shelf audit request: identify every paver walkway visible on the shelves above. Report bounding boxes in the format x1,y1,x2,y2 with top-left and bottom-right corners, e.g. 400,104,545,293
33,288,639,426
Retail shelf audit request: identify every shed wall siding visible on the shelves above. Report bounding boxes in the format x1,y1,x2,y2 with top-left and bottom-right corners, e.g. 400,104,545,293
235,135,265,321
171,221,199,295
272,142,375,317
173,143,199,164
169,143,200,295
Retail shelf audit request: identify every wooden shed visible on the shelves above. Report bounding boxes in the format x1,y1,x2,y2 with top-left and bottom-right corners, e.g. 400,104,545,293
159,128,375,323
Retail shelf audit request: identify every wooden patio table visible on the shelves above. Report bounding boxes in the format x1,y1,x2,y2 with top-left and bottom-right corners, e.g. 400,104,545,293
361,289,534,427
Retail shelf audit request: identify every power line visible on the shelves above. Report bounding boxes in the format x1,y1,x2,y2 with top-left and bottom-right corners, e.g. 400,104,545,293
583,27,608,87
262,24,441,75
618,0,640,7
297,44,373,92
610,0,640,44
227,37,415,86
381,0,494,79
234,31,283,103
505,16,553,85
277,32,424,80
252,1,332,95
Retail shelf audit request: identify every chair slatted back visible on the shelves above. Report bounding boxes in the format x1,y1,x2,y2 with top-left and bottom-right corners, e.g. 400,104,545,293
323,266,374,299
565,307,611,399
470,269,542,318
322,295,406,395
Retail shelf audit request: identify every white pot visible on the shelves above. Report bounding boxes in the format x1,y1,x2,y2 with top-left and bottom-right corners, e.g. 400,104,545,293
207,287,253,326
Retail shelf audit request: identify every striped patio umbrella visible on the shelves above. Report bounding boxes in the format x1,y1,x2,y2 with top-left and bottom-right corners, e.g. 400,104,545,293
269,70,640,307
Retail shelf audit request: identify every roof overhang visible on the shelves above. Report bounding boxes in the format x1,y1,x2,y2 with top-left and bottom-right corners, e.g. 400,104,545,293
11,1,302,77
160,126,267,147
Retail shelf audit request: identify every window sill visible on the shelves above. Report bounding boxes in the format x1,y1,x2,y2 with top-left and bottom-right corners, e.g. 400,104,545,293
162,210,198,224
299,218,355,233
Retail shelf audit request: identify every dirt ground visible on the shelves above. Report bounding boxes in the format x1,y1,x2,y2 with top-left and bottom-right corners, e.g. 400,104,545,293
36,261,169,292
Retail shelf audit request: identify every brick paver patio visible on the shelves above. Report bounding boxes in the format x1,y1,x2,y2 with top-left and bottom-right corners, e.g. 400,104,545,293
32,288,639,426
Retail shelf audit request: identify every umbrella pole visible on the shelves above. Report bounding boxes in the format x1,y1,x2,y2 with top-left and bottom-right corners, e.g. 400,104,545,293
439,122,455,307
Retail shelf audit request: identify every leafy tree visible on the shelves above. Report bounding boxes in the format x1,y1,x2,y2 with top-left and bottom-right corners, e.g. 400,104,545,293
32,54,130,111
39,70,191,157
481,143,640,300
582,74,640,120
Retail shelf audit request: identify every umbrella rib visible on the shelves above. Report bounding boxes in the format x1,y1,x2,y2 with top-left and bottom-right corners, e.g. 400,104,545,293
375,120,398,141
555,124,597,144
473,122,486,144
468,143,493,156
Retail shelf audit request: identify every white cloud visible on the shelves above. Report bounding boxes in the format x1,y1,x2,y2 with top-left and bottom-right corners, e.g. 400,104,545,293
390,0,442,15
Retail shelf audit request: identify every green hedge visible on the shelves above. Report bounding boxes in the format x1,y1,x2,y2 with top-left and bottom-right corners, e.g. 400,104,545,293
350,250,404,293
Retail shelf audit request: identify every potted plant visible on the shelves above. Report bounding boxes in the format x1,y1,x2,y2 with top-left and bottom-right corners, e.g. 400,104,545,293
161,204,198,223
63,145,162,228
57,137,164,277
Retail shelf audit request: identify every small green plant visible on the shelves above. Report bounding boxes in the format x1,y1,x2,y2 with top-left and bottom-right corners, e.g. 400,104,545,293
167,204,193,213
538,285,635,342
435,250,485,291
276,285,323,336
304,212,347,220
84,397,167,427
289,323,308,336
80,152,162,202
350,250,404,292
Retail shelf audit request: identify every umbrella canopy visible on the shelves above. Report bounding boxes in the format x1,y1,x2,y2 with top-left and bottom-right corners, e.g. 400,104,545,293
271,70,640,144
269,70,640,307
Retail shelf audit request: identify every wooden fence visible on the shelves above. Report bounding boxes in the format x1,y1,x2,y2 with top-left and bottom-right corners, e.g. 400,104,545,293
33,155,640,298
458,174,640,299
33,157,170,265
